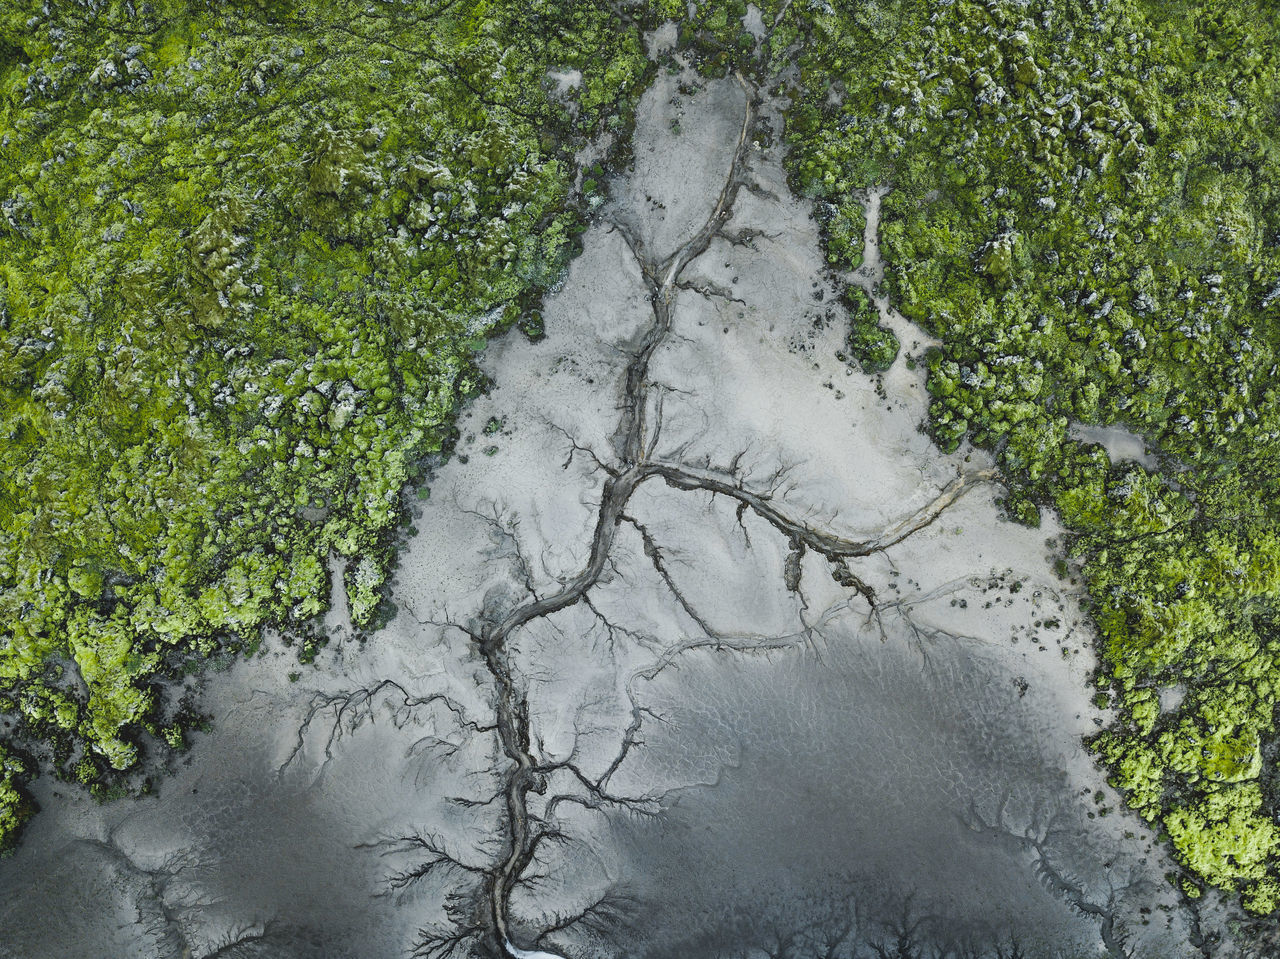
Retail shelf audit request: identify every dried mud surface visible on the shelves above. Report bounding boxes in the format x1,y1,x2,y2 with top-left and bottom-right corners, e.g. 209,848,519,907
0,54,1249,959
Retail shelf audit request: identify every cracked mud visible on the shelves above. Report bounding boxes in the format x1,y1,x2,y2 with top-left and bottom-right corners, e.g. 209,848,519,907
0,50,1254,959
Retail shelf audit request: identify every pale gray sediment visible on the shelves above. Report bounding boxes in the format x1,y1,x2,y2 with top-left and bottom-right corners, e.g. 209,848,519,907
1069,422,1159,469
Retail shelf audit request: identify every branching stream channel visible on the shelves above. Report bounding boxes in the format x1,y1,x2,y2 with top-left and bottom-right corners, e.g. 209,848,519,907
447,71,986,957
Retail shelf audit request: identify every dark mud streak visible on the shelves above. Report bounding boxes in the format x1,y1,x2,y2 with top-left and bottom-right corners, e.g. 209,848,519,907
72,836,192,957
475,74,761,955
279,679,495,775
963,802,1138,959
649,462,992,561
612,71,756,466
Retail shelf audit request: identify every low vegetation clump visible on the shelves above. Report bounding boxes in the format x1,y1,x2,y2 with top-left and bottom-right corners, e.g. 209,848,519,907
781,0,1280,911
0,745,29,854
0,0,651,845
843,287,900,374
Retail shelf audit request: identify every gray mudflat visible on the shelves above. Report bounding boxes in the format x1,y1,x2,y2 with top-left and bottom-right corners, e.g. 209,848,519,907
0,54,1246,959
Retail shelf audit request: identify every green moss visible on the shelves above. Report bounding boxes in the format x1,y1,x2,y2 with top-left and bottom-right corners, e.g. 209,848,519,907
843,287,899,374
0,746,32,855
820,199,866,269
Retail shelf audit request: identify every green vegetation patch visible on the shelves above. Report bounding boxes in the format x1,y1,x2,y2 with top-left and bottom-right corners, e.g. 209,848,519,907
843,287,899,374
0,0,650,843
781,0,1280,912
0,744,31,854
